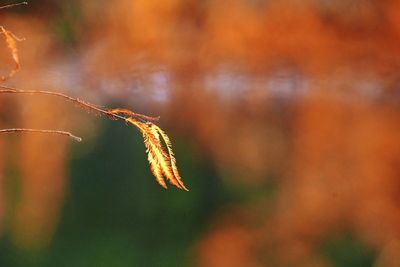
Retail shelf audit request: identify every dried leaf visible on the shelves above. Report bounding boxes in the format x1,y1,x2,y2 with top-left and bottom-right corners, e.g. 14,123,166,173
150,123,188,191
0,26,24,81
126,117,188,191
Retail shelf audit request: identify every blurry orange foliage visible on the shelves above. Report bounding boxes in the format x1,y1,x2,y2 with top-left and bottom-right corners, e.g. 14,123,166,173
77,0,400,265
1,1,400,266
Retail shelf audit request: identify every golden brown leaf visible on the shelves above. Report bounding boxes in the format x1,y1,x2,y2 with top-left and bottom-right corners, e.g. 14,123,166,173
126,117,188,191
0,26,24,81
149,123,188,191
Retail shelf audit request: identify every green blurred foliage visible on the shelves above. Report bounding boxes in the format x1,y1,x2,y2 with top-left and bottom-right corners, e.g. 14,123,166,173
321,233,376,267
0,119,233,267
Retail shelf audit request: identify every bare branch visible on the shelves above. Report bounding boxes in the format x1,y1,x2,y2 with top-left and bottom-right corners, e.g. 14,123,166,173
0,2,28,10
0,128,82,142
0,85,160,122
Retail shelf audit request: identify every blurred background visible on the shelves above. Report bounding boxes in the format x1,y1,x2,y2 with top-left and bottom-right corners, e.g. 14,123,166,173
0,0,400,266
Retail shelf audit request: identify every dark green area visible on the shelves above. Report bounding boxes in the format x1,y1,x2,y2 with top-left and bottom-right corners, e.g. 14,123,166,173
321,232,376,267
0,119,233,267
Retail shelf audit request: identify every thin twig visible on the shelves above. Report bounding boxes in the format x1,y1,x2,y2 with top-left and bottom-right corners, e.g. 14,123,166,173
0,2,28,10
0,85,160,122
0,128,82,142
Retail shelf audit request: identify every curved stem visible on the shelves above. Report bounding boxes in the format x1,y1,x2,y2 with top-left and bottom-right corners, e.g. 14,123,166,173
0,128,82,142
0,2,28,10
0,85,159,122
